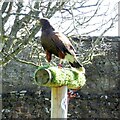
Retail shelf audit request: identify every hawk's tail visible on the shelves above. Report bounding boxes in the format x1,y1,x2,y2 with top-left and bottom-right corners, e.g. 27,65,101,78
65,53,85,72
69,60,85,74
69,60,82,68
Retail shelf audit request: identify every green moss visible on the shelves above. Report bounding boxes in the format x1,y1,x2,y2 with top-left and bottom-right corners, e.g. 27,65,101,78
34,66,86,89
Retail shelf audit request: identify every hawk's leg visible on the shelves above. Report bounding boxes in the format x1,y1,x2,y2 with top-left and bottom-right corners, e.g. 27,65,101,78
58,51,65,68
58,59,63,68
46,50,52,62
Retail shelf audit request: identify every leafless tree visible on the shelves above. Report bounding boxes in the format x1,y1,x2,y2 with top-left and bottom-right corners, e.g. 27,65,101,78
0,0,118,66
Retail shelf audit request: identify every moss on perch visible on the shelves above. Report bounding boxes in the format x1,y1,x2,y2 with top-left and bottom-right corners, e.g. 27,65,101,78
34,66,86,89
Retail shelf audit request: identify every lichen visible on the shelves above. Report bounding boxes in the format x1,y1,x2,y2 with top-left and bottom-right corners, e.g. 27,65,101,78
35,66,86,89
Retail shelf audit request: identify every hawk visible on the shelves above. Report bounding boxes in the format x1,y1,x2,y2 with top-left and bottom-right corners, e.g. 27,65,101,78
40,18,83,69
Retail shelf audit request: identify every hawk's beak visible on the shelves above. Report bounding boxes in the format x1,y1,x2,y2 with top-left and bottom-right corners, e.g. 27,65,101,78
36,19,40,24
36,19,42,28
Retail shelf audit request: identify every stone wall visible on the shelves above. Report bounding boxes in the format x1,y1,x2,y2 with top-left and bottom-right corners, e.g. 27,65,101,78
2,36,120,119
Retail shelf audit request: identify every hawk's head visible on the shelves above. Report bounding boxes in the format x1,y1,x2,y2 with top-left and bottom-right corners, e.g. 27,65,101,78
40,18,50,26
40,18,55,31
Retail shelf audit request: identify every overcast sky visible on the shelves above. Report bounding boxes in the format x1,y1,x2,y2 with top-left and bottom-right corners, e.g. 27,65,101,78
103,0,119,36
2,0,120,36
51,0,120,36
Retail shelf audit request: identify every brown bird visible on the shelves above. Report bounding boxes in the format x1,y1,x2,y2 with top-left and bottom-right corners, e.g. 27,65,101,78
40,18,83,69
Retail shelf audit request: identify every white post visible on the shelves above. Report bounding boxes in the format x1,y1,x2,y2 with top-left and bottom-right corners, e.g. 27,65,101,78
51,86,68,119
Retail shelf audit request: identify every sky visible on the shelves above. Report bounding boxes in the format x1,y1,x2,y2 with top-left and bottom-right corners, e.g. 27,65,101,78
37,0,120,36
103,0,119,36
50,0,120,36
2,0,120,36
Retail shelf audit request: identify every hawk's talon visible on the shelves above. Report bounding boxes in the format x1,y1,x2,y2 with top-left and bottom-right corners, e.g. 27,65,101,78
58,64,63,68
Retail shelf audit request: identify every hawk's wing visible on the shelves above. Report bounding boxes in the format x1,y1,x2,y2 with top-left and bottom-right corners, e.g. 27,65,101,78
50,31,76,56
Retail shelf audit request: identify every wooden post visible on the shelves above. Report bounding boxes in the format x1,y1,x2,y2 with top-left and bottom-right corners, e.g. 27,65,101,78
51,86,68,118
34,66,86,119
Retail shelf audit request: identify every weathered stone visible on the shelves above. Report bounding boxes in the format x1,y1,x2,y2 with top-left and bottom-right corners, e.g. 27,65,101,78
2,36,120,119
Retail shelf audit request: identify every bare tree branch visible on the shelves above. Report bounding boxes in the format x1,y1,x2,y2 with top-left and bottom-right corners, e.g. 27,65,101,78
1,0,118,66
